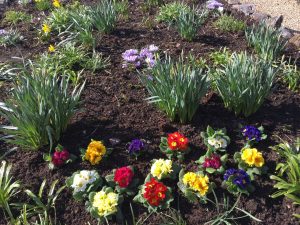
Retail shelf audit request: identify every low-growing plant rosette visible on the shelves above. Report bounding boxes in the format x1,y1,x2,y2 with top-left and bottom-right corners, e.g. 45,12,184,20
87,186,124,223
105,166,139,196
241,125,267,147
177,169,215,203
66,170,102,201
81,139,112,165
196,153,228,174
43,144,76,169
159,131,190,160
127,139,145,159
234,148,267,180
201,125,230,155
133,177,173,212
150,158,181,180
222,168,255,195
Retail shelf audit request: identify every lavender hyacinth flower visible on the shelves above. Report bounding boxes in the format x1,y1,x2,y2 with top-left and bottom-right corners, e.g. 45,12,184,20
122,45,159,69
128,139,145,155
207,0,224,10
0,29,9,36
148,44,159,52
242,125,262,142
139,48,153,59
122,49,139,62
145,57,156,68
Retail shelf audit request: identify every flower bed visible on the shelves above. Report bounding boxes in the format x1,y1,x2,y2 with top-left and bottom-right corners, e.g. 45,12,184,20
0,0,300,224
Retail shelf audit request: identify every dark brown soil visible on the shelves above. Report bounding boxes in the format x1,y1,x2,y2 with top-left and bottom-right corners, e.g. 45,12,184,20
0,0,300,225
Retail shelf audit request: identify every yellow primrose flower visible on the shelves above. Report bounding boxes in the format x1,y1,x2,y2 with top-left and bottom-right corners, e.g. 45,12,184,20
183,172,209,196
150,159,173,180
53,0,61,8
241,148,264,167
42,24,51,34
85,140,106,165
48,44,55,52
93,191,118,216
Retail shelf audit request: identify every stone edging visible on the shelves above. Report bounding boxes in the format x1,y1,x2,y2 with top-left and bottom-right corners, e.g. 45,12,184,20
226,0,300,49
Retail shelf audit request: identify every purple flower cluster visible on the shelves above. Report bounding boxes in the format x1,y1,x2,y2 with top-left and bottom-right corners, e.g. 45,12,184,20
224,168,250,189
0,29,9,36
128,139,145,155
207,0,223,10
242,125,262,142
122,44,159,69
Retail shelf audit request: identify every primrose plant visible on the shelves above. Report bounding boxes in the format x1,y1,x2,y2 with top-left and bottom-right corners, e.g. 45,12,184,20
234,147,268,180
66,170,103,201
201,125,230,155
241,125,267,147
178,169,215,203
222,168,255,195
127,139,145,159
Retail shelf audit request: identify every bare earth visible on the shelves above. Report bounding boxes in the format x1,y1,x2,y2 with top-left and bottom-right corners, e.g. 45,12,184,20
239,0,300,31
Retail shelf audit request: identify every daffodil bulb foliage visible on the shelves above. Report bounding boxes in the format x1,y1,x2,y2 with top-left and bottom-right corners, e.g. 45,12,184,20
66,170,103,201
201,125,231,155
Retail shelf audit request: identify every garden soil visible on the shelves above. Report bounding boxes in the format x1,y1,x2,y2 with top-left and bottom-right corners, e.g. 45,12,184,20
0,0,300,224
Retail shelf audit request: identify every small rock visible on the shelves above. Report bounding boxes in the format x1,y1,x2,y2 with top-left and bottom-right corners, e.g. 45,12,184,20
266,15,284,29
176,43,181,48
109,138,121,146
227,0,240,4
289,34,300,48
280,27,293,39
232,3,255,16
251,12,270,22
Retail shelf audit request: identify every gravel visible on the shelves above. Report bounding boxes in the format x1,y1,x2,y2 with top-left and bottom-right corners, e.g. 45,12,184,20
239,0,300,31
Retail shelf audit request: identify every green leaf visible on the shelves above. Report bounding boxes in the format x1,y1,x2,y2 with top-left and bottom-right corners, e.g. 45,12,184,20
206,168,216,173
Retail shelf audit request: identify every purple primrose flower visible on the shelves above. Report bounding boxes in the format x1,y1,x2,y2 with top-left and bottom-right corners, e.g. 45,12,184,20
242,125,262,142
128,139,145,155
224,168,250,189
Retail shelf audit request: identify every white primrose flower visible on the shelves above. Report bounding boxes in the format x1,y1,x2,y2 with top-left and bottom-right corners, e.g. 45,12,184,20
208,137,217,147
71,170,98,193
218,138,227,148
79,170,97,184
72,174,88,193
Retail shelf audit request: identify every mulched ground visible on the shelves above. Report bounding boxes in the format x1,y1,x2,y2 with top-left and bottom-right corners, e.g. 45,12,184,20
0,0,300,224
